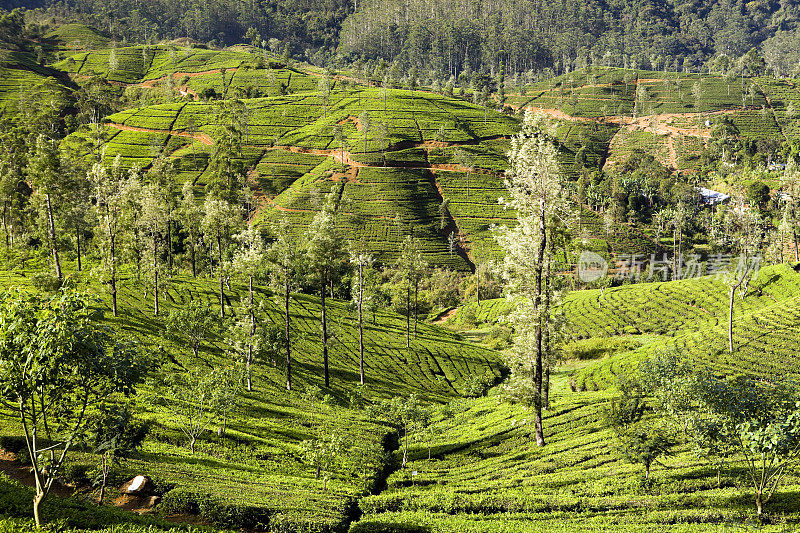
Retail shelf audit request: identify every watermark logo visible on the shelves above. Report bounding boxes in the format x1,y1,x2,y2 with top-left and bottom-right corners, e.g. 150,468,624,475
575,252,762,282
578,251,609,282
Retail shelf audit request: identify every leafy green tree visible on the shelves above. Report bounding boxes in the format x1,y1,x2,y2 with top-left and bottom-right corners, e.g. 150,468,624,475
63,158,92,273
139,182,168,316
179,181,204,277
699,375,800,515
359,110,371,154
304,205,347,388
146,156,179,272
396,235,427,347
370,394,424,467
227,304,281,391
88,403,149,504
715,199,763,352
232,224,267,310
606,378,675,479
779,161,800,261
0,290,144,527
209,99,249,203
89,156,125,315
28,135,69,279
212,363,243,436
167,299,216,359
267,218,301,391
300,430,344,491
318,74,332,120
349,244,373,385
495,111,574,447
0,122,28,251
202,196,241,318
166,365,240,453
229,224,268,389
119,168,145,281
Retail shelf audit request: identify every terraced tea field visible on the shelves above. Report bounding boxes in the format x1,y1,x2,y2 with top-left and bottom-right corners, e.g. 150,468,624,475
63,84,523,269
355,369,800,532
0,259,502,530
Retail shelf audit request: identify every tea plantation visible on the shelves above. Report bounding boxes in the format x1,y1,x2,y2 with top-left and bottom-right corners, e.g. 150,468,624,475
5,24,800,533
0,257,502,531
365,263,800,532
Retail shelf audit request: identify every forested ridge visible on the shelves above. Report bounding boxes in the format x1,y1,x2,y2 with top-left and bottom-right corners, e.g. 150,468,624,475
340,0,800,77
4,0,800,77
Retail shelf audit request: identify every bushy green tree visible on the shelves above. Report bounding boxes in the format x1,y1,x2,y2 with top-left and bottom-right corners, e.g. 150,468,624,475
167,299,216,359
267,218,301,391
395,235,427,348
304,205,347,388
495,111,575,447
606,378,675,479
0,291,144,527
202,196,241,318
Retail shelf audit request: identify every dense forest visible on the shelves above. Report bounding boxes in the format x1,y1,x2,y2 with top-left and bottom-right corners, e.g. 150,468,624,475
4,0,800,77
339,0,800,78
1,0,351,57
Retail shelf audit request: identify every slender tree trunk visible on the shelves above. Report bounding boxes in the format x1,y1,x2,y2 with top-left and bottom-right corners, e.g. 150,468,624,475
218,234,225,318
75,224,82,271
110,233,117,316
358,261,365,385
46,194,62,279
543,256,552,410
247,275,254,391
728,283,736,353
2,202,9,250
191,234,197,277
98,458,108,504
672,227,677,279
167,220,173,271
476,261,480,305
153,234,159,316
406,281,411,348
285,277,292,391
532,211,547,447
321,273,329,388
413,279,418,338
33,492,45,528
793,216,799,262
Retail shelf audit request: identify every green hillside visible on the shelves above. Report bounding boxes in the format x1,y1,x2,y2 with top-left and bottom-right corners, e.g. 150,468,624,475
63,85,520,270
4,25,800,533
45,23,112,50
0,51,70,111
0,261,501,531
353,372,800,532
446,262,800,391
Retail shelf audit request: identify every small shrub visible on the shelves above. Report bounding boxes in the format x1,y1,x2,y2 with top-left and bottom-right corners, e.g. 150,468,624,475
461,371,495,398
60,463,91,486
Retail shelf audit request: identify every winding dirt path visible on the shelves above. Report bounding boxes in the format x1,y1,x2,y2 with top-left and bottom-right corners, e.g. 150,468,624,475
0,450,75,498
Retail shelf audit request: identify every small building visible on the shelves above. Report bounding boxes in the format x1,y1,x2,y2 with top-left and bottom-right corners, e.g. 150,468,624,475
698,187,730,206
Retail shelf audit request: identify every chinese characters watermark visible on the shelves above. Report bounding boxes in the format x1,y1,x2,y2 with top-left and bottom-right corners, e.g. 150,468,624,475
577,252,761,282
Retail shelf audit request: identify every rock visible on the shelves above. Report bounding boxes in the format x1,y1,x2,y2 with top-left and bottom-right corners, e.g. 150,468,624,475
121,475,154,495
147,495,162,507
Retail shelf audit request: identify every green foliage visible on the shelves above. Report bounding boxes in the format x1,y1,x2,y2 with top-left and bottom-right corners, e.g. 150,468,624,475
166,299,216,358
